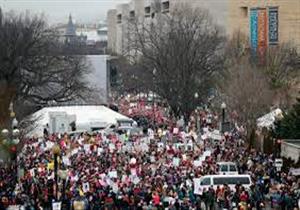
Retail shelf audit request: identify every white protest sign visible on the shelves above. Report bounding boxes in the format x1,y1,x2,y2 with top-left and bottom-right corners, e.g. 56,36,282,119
62,156,71,166
46,141,54,150
289,168,300,176
133,176,140,184
210,130,222,140
141,143,149,152
97,148,103,156
199,156,206,162
84,144,91,153
186,143,193,151
173,128,179,134
150,156,156,163
203,151,211,158
193,160,202,167
112,183,119,193
71,148,79,156
83,182,90,193
173,158,180,167
158,142,164,148
52,202,61,210
193,178,202,195
131,168,137,176
108,170,118,179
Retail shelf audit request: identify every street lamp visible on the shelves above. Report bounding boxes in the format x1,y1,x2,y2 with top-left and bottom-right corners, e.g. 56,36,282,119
58,168,68,205
1,102,20,161
194,92,200,132
221,102,226,124
152,68,157,127
52,144,61,201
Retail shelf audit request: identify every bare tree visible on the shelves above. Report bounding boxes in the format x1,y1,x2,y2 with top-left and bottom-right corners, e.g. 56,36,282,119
222,57,274,135
124,5,225,118
0,9,90,128
262,45,300,108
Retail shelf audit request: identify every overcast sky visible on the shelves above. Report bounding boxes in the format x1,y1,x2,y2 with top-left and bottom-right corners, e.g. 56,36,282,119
0,0,129,24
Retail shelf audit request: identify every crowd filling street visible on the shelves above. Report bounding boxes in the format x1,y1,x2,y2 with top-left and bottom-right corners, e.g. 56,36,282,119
0,108,299,210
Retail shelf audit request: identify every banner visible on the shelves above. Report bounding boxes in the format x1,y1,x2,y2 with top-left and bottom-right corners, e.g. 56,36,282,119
269,7,279,44
250,9,258,53
257,8,268,60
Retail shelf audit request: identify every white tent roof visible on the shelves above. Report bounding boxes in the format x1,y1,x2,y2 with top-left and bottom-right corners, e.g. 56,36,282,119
27,105,131,137
257,108,283,128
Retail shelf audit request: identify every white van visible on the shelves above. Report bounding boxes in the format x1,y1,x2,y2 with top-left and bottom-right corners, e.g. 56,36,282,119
194,175,252,195
217,162,239,175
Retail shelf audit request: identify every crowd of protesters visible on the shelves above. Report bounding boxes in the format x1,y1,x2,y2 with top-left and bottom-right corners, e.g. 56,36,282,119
0,109,299,210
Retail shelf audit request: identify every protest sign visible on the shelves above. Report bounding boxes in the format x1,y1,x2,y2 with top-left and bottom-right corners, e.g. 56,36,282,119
84,144,91,153
62,156,71,166
83,182,90,193
193,160,202,167
173,128,179,134
173,158,180,167
108,170,118,178
52,202,61,210
193,178,202,195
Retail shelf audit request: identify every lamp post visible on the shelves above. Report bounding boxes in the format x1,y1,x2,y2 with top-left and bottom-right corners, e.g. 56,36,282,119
152,68,157,127
221,102,226,124
52,144,61,201
194,92,200,132
221,102,227,132
1,102,20,161
58,168,68,206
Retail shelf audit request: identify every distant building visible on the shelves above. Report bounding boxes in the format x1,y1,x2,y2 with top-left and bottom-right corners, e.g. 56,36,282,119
54,15,107,54
228,0,300,51
64,14,87,45
107,0,300,55
107,0,229,55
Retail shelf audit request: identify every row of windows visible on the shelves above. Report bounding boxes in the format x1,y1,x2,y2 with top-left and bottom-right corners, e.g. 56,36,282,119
117,1,170,23
201,177,251,186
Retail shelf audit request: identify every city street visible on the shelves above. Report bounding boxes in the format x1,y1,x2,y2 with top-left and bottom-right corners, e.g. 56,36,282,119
0,0,300,209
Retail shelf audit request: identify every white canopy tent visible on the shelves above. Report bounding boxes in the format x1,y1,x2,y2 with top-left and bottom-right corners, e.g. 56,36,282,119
257,108,283,129
27,105,132,137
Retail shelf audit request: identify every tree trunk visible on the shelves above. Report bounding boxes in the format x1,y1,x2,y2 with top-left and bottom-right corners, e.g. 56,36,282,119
0,84,16,129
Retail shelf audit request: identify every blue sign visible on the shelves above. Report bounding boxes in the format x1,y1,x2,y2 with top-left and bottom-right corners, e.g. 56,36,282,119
250,9,258,53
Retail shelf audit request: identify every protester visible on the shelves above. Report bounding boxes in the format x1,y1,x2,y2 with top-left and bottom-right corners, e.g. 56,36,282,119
0,108,299,210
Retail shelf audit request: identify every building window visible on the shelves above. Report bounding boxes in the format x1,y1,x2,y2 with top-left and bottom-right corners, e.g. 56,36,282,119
145,6,151,17
130,11,135,19
151,12,155,19
240,7,248,18
162,1,170,13
117,14,122,23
